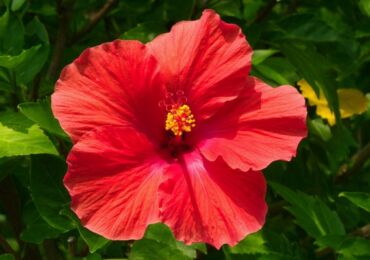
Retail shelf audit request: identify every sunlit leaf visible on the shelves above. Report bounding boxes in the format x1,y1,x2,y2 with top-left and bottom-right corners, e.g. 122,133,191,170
11,0,26,11
359,0,370,17
0,112,58,157
252,49,279,65
228,231,269,255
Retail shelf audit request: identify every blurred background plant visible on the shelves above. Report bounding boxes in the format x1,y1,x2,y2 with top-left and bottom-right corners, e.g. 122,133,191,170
0,0,369,259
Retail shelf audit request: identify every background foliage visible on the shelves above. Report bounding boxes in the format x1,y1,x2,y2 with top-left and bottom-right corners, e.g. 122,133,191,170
0,0,370,259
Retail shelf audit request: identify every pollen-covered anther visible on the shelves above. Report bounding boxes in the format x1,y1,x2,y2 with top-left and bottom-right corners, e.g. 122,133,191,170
165,104,196,136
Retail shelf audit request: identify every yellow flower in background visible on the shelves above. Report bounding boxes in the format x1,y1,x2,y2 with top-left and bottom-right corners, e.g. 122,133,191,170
298,79,368,126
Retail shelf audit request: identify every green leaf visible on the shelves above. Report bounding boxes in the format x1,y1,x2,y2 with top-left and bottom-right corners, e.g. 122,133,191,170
26,17,49,44
21,217,61,244
164,0,195,21
228,231,269,255
0,157,18,181
128,224,201,259
253,57,298,85
225,231,300,259
326,126,357,164
316,236,370,258
144,223,174,244
0,11,24,54
252,50,279,66
0,44,49,84
0,45,42,69
241,0,265,21
21,201,61,244
339,192,370,213
85,254,103,260
78,227,110,253
19,99,67,138
14,45,49,85
11,0,26,11
254,63,291,86
144,224,198,259
0,111,33,131
0,254,15,260
338,237,370,257
61,209,110,253
27,1,56,16
190,243,207,254
129,239,193,260
206,0,241,18
315,235,347,249
280,42,340,123
359,0,370,17
279,13,343,42
0,112,58,157
309,119,332,141
0,73,11,91
30,154,74,232
121,22,166,43
270,182,345,238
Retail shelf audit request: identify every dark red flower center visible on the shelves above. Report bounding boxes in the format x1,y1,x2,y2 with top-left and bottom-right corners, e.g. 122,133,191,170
159,90,196,158
159,90,196,137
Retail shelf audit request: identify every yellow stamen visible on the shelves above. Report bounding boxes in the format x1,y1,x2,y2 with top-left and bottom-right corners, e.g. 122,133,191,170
165,104,196,136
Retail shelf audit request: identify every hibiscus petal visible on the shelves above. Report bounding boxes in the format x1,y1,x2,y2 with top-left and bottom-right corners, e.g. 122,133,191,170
198,77,307,171
147,9,252,121
159,151,267,249
64,126,165,240
52,40,164,143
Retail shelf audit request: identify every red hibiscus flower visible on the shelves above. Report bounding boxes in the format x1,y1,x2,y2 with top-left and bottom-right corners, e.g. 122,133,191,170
52,10,307,248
